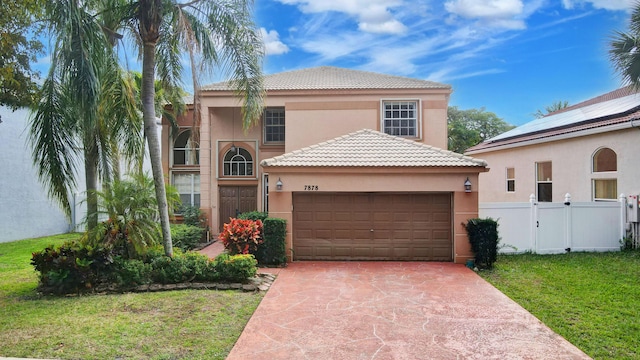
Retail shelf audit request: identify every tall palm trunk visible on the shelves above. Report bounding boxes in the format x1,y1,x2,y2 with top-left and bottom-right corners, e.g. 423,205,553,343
142,40,173,257
84,145,99,229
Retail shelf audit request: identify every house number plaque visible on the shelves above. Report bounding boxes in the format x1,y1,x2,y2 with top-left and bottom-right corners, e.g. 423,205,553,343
304,185,319,191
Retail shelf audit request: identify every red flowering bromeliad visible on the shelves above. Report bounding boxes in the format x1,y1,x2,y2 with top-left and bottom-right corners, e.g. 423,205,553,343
218,218,263,255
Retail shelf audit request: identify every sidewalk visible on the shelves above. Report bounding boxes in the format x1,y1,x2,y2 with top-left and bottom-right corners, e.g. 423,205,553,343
198,241,225,259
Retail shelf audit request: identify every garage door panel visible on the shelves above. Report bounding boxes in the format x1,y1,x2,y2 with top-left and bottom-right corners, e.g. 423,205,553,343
353,229,373,240
293,193,452,261
315,246,333,257
372,230,392,240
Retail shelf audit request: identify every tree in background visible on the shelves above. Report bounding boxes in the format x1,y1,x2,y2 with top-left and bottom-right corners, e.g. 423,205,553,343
0,0,45,121
447,106,515,153
610,3,640,89
533,100,570,118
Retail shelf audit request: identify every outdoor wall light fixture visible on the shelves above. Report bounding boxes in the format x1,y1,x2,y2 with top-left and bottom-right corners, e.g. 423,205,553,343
276,178,283,191
464,177,472,193
230,143,237,153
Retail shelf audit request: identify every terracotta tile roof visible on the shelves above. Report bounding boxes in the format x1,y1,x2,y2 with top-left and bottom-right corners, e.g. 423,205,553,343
466,87,640,153
202,66,450,91
261,129,487,168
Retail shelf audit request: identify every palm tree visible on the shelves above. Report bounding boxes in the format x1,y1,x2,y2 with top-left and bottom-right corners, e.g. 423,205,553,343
84,173,180,258
533,100,570,119
610,3,640,89
131,0,265,257
30,0,142,229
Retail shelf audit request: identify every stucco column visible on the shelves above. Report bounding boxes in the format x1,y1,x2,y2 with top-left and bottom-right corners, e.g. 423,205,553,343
268,187,294,261
453,190,478,264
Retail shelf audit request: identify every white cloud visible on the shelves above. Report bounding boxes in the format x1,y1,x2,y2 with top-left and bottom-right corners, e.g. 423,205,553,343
260,28,290,55
445,0,524,19
561,0,634,10
444,0,538,29
276,0,407,34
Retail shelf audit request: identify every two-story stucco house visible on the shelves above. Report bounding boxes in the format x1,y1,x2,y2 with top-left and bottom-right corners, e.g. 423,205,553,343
466,86,640,204
163,66,488,263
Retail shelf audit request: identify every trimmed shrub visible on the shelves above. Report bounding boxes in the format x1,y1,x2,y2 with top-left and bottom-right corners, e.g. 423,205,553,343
31,241,114,294
180,205,206,227
111,257,152,287
257,218,287,265
218,218,263,255
149,250,212,284
465,218,499,269
171,224,205,251
238,211,268,222
214,253,257,282
32,243,257,294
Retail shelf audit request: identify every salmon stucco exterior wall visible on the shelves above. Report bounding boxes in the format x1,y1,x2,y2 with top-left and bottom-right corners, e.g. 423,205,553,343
473,127,640,203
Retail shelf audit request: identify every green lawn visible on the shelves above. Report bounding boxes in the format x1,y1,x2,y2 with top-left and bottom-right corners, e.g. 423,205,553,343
0,234,264,360
480,251,640,359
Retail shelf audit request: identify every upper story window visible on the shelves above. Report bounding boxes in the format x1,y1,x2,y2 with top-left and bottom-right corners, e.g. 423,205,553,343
382,100,418,137
536,161,552,202
223,147,253,176
593,147,617,172
506,167,515,192
173,129,199,166
263,108,285,144
592,148,617,201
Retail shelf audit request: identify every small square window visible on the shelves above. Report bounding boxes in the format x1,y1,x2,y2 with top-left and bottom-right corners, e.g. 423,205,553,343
382,100,419,137
593,179,617,201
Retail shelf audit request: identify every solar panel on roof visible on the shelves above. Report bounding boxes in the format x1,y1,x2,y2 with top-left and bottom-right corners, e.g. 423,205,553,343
489,93,640,142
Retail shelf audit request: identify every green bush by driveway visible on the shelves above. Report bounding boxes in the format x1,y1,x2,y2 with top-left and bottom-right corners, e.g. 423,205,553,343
480,251,640,359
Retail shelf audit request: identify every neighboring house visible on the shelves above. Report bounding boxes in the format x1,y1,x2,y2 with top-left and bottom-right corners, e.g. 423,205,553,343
162,66,488,263
0,106,159,243
466,86,640,203
0,107,73,242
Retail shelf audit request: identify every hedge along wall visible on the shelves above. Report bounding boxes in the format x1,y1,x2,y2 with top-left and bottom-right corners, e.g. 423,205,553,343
258,218,287,266
465,218,499,269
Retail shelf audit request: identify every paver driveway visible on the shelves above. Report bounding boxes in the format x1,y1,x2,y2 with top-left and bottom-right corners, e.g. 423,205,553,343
228,262,590,360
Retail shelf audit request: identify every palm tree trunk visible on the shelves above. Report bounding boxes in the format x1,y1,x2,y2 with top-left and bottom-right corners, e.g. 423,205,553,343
142,41,173,257
84,146,99,230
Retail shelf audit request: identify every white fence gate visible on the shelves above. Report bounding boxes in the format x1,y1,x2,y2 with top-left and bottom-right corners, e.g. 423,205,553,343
479,194,626,254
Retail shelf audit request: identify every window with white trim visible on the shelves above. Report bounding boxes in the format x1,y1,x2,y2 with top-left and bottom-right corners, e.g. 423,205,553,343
536,162,552,202
506,167,515,192
223,147,253,176
173,173,200,207
592,147,617,201
173,129,199,165
263,108,285,144
382,100,418,137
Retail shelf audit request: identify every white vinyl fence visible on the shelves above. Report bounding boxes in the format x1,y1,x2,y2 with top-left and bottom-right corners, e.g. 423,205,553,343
479,194,626,254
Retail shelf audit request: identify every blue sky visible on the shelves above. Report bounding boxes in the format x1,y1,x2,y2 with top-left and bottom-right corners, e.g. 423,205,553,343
252,0,635,126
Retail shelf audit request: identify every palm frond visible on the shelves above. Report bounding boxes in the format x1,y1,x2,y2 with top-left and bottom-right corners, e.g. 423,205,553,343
29,76,79,218
202,0,265,130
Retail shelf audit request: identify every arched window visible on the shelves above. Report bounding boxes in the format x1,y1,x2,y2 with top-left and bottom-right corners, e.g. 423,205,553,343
593,147,616,172
173,130,199,165
592,148,617,201
223,147,253,176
